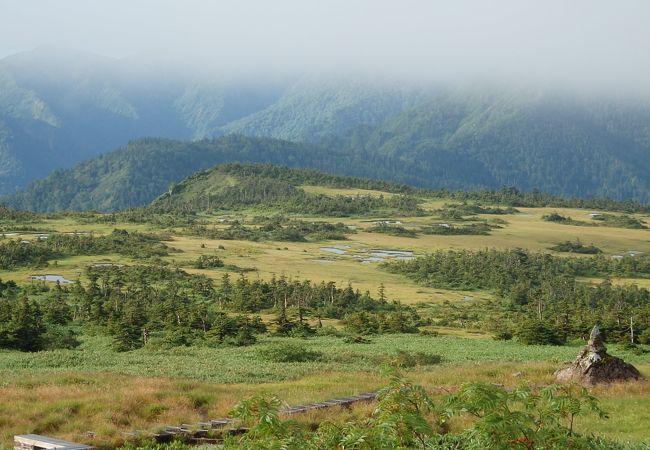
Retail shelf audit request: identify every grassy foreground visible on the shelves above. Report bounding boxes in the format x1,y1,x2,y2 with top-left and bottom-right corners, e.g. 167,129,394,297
1,334,649,447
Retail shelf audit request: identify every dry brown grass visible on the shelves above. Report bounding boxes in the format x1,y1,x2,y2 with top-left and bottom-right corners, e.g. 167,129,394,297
0,370,384,447
2,363,649,447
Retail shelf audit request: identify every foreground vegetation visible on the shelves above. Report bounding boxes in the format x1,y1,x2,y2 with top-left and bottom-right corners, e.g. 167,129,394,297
1,332,649,446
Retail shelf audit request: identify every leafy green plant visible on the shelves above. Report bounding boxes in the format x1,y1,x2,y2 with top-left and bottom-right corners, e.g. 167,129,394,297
444,382,607,449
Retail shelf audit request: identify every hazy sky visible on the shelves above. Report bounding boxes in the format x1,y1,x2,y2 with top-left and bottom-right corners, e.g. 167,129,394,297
1,0,649,87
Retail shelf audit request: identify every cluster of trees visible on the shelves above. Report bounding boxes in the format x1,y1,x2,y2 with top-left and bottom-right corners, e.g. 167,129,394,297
344,308,425,334
0,229,170,269
0,259,415,352
435,202,519,217
368,223,418,238
385,249,650,343
153,171,423,217
0,205,38,222
192,255,224,269
367,221,496,238
187,218,352,242
550,240,602,254
0,282,80,351
420,223,494,236
215,273,400,317
591,213,647,229
542,212,585,225
445,186,650,213
543,212,647,229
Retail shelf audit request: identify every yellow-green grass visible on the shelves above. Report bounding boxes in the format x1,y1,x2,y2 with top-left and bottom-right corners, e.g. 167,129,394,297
39,218,154,234
5,204,650,306
0,370,384,447
299,185,401,198
159,206,650,305
164,235,490,305
0,253,130,285
4,198,650,446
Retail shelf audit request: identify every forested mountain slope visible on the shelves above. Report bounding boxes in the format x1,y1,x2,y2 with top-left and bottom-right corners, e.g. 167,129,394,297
332,89,650,200
2,49,650,203
2,136,331,212
0,49,288,193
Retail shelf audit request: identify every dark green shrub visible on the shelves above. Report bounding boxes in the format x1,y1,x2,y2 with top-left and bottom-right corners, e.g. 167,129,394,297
42,326,81,350
288,321,316,338
493,330,513,341
343,335,372,344
374,350,442,368
637,328,650,345
550,240,602,254
516,321,566,345
193,254,224,269
265,342,322,363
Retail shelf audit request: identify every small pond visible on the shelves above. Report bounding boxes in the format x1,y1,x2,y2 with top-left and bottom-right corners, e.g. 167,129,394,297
30,275,76,284
320,245,350,255
370,249,414,258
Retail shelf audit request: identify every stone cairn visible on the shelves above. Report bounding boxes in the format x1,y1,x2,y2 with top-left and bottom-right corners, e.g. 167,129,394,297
555,325,643,385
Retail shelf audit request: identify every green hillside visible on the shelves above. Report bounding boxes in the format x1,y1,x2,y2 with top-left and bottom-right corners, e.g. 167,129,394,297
6,137,650,213
149,162,422,217
2,136,335,212
0,49,288,193
335,89,650,200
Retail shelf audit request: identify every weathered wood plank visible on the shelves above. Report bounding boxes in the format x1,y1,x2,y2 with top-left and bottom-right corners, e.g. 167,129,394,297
14,435,93,450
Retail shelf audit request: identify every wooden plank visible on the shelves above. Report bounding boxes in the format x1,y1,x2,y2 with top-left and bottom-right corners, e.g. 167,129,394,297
14,435,92,450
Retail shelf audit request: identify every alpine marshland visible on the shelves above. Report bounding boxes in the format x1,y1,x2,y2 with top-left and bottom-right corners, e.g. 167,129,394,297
1,2,650,449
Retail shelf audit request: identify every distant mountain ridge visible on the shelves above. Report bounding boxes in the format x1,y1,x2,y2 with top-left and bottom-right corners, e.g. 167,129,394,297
2,49,650,204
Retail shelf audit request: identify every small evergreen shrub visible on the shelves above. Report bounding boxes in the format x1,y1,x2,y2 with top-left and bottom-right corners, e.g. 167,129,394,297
265,342,322,363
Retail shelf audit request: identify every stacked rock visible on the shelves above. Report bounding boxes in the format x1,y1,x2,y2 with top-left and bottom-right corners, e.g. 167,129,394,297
555,325,643,385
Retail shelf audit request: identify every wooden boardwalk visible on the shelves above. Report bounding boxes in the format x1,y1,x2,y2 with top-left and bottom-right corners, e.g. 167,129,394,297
148,392,378,442
17,392,378,446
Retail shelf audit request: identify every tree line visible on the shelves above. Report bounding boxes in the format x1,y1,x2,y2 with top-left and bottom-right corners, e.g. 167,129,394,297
385,249,650,344
0,262,419,352
0,229,170,269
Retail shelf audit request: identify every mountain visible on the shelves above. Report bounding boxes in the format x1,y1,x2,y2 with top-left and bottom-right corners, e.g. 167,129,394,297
333,88,650,200
0,48,288,194
2,49,650,205
0,49,422,195
221,78,425,142
1,136,334,212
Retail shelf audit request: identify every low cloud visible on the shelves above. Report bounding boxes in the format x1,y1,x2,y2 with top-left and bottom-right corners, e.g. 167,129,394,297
0,0,648,91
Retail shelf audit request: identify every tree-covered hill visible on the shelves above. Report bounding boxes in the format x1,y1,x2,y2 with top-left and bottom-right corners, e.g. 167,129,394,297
1,136,339,212
148,161,425,217
5,135,650,213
